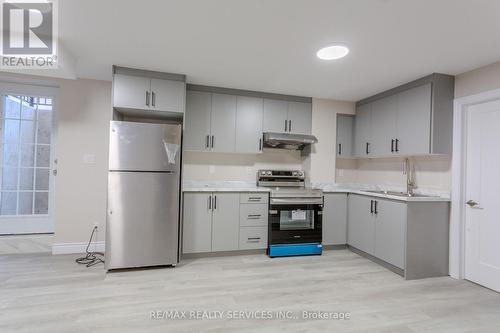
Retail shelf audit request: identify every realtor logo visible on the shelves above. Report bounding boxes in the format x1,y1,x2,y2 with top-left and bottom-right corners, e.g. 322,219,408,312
1,0,57,68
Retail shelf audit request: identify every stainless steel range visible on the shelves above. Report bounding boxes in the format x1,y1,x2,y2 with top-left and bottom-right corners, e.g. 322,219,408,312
257,169,323,257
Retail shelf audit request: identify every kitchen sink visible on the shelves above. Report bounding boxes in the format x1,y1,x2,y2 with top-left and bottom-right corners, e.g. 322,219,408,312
364,190,437,198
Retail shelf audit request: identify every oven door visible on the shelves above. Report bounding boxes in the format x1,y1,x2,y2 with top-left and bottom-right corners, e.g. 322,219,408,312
268,198,322,245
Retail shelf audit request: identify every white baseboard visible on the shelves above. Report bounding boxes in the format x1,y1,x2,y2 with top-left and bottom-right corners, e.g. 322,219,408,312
52,241,105,255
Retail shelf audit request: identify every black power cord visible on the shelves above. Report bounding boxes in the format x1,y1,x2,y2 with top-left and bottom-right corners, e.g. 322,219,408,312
75,226,105,267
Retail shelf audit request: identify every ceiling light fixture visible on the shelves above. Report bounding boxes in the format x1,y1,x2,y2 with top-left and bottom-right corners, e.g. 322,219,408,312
316,44,349,60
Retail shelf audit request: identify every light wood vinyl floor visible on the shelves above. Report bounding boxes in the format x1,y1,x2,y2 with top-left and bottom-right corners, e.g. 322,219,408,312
1,249,499,333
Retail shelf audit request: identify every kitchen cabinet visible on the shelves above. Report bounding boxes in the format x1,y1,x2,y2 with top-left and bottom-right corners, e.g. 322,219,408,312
347,194,375,254
184,91,211,151
182,192,213,253
211,94,237,153
287,102,312,135
322,193,347,245
239,226,267,250
374,199,406,269
211,193,240,252
263,99,312,135
236,96,263,153
354,103,372,157
113,70,185,114
336,114,354,157
354,74,454,158
182,192,239,253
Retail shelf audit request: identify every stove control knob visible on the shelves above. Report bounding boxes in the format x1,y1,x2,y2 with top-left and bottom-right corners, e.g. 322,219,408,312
260,170,267,176
298,171,304,177
293,171,298,176
266,171,272,176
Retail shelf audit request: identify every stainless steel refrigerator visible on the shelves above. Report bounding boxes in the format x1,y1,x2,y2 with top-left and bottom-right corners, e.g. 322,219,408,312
105,121,182,270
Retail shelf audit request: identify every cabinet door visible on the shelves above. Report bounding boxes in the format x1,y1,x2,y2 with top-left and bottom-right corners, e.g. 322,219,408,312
150,78,185,113
287,102,312,135
184,91,211,151
323,193,347,245
374,199,406,269
212,193,240,252
235,96,263,153
211,94,237,153
370,95,398,156
182,193,213,253
396,84,432,155
354,104,372,157
113,74,151,110
336,114,354,157
347,195,375,255
263,99,288,133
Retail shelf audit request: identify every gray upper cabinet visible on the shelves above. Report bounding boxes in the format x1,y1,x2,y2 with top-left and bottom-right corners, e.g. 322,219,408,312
287,102,312,135
182,192,212,254
354,74,454,158
347,194,375,255
370,94,398,156
323,193,347,245
211,94,237,153
336,114,354,157
112,68,186,115
113,74,151,110
184,91,211,151
236,96,263,153
263,99,288,133
396,84,432,155
150,78,185,113
354,103,372,157
374,199,406,269
211,193,240,252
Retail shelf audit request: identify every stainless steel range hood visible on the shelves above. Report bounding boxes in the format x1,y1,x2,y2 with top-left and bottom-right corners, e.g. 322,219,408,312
263,132,318,150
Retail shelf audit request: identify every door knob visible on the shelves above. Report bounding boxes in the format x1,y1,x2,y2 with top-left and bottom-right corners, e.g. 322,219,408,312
466,200,479,207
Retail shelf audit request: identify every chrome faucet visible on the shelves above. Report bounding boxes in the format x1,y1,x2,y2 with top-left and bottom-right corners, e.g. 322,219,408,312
403,158,415,196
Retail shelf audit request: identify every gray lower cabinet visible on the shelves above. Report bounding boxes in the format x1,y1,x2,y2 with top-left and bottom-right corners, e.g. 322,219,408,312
239,226,267,250
211,94,237,153
184,91,211,151
347,195,375,254
182,192,212,253
236,96,263,153
322,193,347,245
211,193,240,251
374,199,406,269
182,192,239,254
336,114,354,157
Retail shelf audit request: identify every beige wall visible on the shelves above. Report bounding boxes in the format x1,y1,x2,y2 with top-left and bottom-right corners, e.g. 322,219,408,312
305,98,355,184
54,79,111,243
455,61,500,98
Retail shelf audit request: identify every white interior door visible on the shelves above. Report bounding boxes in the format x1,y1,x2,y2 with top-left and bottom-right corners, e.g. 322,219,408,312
464,99,500,292
0,94,56,235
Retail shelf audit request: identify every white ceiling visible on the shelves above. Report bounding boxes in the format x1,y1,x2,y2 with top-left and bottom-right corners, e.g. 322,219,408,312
59,0,500,101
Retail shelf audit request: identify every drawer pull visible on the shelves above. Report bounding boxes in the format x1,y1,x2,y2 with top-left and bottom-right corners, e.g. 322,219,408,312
248,197,262,201
247,237,261,242
247,214,262,219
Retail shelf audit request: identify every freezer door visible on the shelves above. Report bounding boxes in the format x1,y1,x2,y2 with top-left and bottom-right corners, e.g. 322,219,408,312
105,172,180,269
109,121,182,171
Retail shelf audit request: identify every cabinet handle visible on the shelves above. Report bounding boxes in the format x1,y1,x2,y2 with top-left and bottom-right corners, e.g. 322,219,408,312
247,214,261,219
338,143,342,155
288,120,292,132
395,139,399,152
208,195,211,210
370,200,374,214
391,139,395,153
214,195,217,210
366,142,370,155
247,237,261,242
206,135,210,148
145,91,150,106
151,91,156,107
259,138,262,151
211,135,215,148
374,200,378,214
248,197,261,201
284,119,288,132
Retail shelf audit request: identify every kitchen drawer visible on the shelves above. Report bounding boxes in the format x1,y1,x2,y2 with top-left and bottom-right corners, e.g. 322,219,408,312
239,226,267,250
239,204,268,227
240,192,269,204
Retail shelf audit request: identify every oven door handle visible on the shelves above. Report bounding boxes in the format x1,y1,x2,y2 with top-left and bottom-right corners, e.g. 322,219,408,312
270,198,323,205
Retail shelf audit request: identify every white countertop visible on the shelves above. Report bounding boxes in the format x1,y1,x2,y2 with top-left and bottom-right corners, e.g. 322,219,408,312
182,181,450,202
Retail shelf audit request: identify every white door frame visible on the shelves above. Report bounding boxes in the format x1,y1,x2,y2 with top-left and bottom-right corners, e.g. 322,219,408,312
450,87,500,279
0,81,59,234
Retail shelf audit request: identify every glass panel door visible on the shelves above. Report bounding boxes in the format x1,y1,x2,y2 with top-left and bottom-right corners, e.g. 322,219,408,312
0,95,55,234
279,209,315,230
